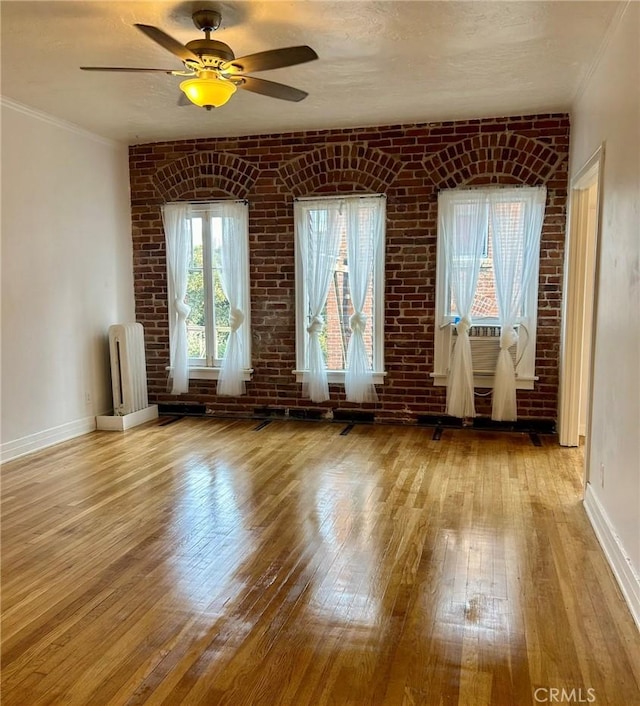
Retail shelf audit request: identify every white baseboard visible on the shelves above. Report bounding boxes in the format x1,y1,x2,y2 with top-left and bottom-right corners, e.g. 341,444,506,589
96,405,158,431
584,482,640,631
1,415,97,463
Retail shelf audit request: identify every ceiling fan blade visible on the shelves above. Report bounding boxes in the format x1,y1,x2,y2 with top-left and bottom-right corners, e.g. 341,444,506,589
177,92,192,107
238,76,308,102
81,67,179,74
221,45,317,74
135,24,200,64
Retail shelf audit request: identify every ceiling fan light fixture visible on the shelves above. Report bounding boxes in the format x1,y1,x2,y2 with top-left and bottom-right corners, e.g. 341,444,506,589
179,73,236,108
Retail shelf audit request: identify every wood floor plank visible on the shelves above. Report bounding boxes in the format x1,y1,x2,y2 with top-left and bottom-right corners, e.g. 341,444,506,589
2,420,639,705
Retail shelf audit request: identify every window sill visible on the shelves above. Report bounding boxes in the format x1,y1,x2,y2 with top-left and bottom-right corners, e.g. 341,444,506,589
293,370,387,385
430,372,537,390
165,366,254,381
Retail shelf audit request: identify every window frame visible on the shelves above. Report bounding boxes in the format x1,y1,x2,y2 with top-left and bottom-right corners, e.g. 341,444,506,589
432,188,540,390
169,200,252,382
293,194,386,385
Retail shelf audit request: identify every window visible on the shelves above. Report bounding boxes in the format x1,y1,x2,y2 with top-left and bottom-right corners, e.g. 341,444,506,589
164,201,251,388
433,187,545,391
186,213,229,367
294,195,385,399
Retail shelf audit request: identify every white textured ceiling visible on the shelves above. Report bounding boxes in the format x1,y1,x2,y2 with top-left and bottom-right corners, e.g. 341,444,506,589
1,1,620,145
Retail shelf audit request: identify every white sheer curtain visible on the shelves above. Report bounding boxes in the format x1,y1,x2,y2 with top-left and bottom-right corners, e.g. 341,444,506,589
295,201,342,402
439,190,488,418
162,202,193,394
216,201,249,396
489,187,546,420
344,197,384,403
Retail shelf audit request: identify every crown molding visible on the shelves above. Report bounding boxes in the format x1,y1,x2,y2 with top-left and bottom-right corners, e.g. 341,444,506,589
571,0,631,108
0,96,123,148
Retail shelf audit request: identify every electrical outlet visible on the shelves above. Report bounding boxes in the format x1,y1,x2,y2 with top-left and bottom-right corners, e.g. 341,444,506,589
600,462,605,488
85,392,92,405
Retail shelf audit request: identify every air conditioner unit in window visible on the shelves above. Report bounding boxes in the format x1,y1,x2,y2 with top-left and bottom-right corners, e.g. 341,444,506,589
451,325,517,375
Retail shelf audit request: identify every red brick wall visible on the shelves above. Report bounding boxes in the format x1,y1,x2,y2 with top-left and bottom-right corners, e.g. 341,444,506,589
129,113,570,422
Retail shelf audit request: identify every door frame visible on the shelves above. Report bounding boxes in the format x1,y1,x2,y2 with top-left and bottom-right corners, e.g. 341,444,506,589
558,144,604,476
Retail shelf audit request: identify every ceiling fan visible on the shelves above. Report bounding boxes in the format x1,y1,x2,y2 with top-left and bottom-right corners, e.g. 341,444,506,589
80,9,318,110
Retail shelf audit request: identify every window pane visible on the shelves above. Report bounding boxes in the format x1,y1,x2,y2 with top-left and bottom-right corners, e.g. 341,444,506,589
213,269,230,360
450,231,499,320
449,204,524,321
322,228,349,369
471,229,500,319
319,214,374,370
186,218,206,358
210,216,230,362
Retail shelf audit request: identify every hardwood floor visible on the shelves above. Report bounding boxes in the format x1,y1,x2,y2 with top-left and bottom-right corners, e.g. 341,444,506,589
2,419,639,705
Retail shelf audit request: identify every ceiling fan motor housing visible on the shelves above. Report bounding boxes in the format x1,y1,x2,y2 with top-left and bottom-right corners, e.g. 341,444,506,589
185,39,235,64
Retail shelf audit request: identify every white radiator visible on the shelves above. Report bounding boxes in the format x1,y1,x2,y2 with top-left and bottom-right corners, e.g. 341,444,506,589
108,323,149,416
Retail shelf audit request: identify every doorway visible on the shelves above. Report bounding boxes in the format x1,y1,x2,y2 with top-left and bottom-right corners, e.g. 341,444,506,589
558,146,604,484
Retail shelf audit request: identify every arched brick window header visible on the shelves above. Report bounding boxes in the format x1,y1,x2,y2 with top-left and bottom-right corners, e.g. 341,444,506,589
277,143,401,196
423,132,563,189
153,151,259,201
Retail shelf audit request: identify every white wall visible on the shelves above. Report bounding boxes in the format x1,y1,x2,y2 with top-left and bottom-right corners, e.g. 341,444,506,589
570,1,640,622
1,99,135,460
